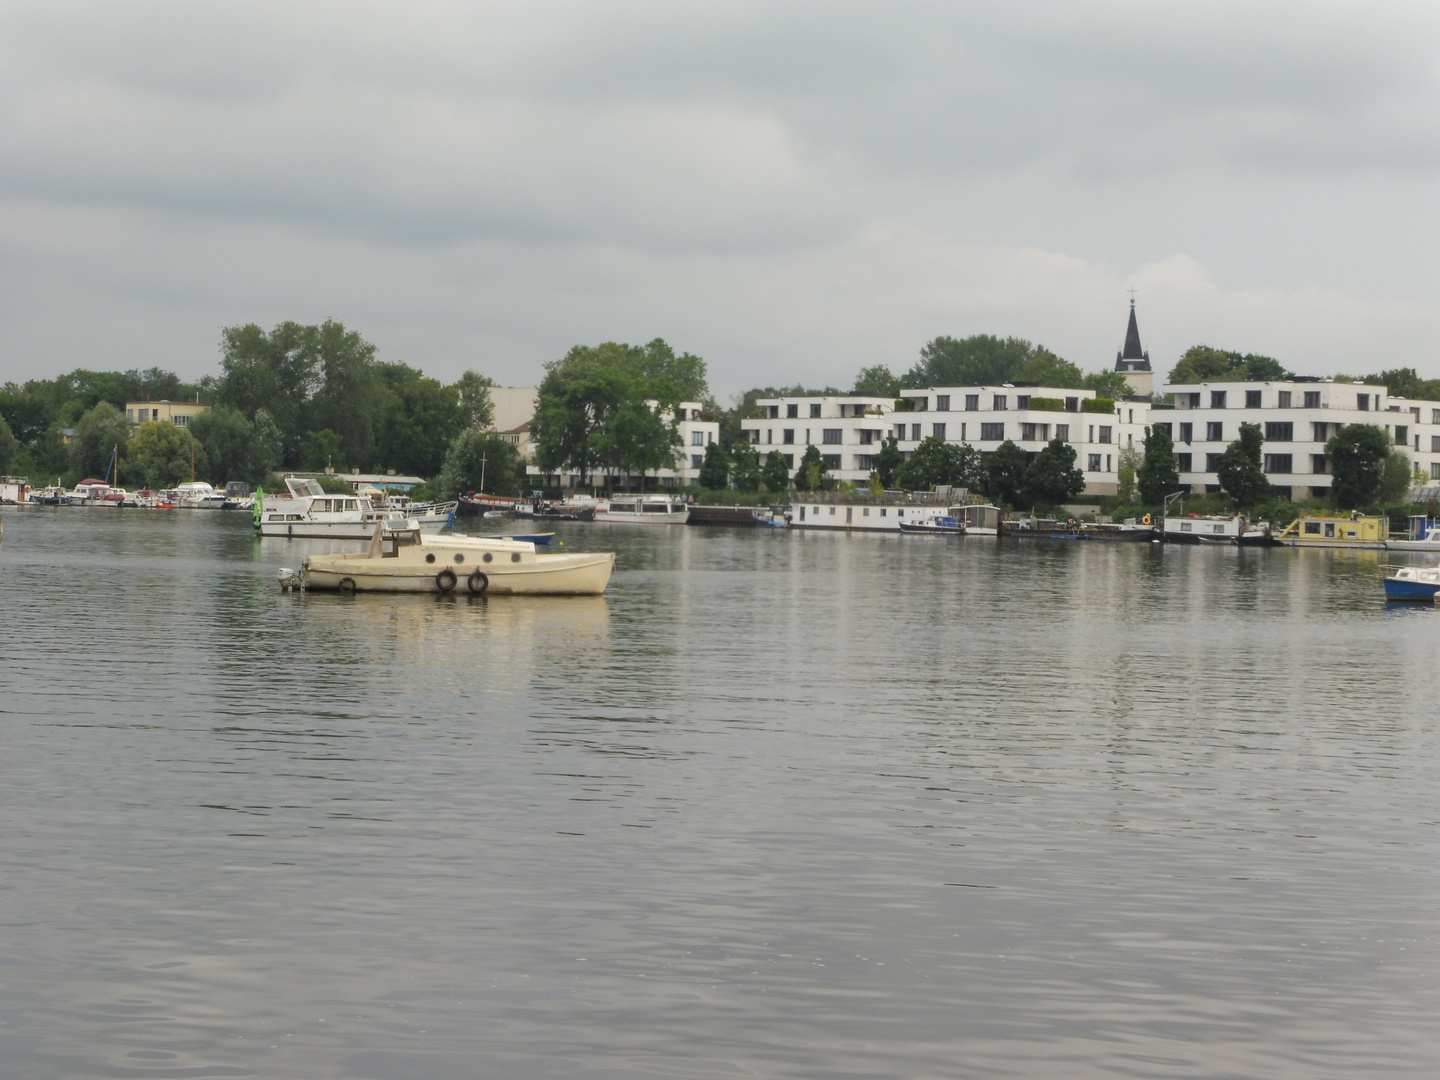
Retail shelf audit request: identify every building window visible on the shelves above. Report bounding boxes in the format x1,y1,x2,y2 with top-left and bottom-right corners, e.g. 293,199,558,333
911,423,922,441
1263,454,1293,474
1186,393,1201,408
783,454,793,468
1211,391,1227,408
993,395,1007,410
1066,397,1079,412
965,395,979,411
859,429,875,445
126,409,134,421
822,429,842,444
1357,393,1370,411
1277,391,1291,408
1205,453,1223,471
1395,425,1408,446
768,405,779,418
782,429,795,444
960,423,966,441
810,403,821,418
1017,396,1030,409
1178,422,1192,443
1021,423,1037,441
980,422,1004,441
935,395,950,411
1177,453,1192,472
1432,410,1440,425
173,415,189,427
1264,422,1293,441
1056,424,1069,442
1087,454,1101,471
1106,455,1112,472
1097,426,1112,444
821,454,841,469
1246,390,1262,408
895,423,908,440
787,403,799,418
855,455,876,470
1432,464,1440,481
932,423,946,440
1305,391,1321,408
1312,454,1328,474
691,431,704,445
691,454,704,469
1206,421,1224,441
1431,436,1440,453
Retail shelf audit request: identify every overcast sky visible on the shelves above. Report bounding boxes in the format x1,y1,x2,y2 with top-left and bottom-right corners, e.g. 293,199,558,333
2,1,1437,397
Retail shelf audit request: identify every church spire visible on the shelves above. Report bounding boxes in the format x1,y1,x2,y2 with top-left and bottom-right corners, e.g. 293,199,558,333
1121,299,1145,360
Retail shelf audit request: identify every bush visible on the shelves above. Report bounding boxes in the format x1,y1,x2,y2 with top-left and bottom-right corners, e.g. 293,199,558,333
1025,396,1068,412
1080,397,1116,414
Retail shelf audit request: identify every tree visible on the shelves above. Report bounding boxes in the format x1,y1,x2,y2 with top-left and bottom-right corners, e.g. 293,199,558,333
874,435,904,489
1018,349,1085,388
437,429,521,498
217,321,319,462
1216,423,1271,506
454,370,495,430
603,399,680,490
793,444,828,491
853,364,901,397
986,440,1031,508
1380,450,1414,503
374,364,465,477
905,335,1036,388
698,441,730,489
895,437,983,491
1168,345,1292,385
129,420,204,488
1082,370,1132,400
1323,424,1391,506
1137,424,1181,505
762,450,790,492
1025,439,1085,507
732,439,761,492
299,429,344,472
0,415,16,474
190,404,281,485
1115,447,1139,504
70,402,130,480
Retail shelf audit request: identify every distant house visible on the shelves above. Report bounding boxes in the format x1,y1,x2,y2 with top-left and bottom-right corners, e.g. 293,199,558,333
126,400,209,429
487,387,538,435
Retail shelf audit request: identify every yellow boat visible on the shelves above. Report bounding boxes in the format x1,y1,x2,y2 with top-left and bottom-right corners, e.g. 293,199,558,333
1272,515,1388,550
286,526,615,596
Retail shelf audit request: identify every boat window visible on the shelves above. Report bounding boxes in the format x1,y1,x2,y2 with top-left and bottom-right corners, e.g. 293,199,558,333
1345,530,1357,538
425,553,436,564
268,514,283,521
287,514,302,521
1180,522,1191,531
643,503,669,512
1213,525,1224,533
1324,523,1335,538
511,552,521,562
454,553,465,563
1304,522,1322,535
483,553,493,563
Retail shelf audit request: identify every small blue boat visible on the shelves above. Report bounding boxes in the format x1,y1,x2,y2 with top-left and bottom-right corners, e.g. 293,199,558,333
1383,565,1440,601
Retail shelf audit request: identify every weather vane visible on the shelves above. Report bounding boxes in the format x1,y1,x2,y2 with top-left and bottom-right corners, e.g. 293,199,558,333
1128,287,1137,306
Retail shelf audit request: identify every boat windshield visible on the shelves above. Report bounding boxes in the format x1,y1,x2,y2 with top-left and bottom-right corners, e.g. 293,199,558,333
286,477,326,498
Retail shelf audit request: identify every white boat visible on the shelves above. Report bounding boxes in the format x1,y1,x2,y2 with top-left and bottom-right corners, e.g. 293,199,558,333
1386,516,1440,552
286,527,614,595
171,481,226,509
1162,515,1273,546
256,477,447,539
62,479,116,506
595,494,689,523
791,500,1000,535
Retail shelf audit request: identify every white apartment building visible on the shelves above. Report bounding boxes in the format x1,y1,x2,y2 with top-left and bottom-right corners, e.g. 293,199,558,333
1160,379,1440,498
738,395,894,483
528,401,720,489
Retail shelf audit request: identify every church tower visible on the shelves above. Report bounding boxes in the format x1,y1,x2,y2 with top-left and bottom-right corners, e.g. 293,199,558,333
1114,299,1153,398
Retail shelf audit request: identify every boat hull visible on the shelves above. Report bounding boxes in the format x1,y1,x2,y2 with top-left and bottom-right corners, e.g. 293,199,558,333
302,550,614,595
1384,576,1440,601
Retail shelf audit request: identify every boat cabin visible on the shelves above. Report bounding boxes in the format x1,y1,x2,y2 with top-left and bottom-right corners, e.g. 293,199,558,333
1274,515,1388,549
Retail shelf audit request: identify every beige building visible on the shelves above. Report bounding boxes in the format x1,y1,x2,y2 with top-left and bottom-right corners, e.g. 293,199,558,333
488,387,537,434
126,400,209,429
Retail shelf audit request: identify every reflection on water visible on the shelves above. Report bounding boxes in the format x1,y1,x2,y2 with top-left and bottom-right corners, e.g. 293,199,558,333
1,507,1437,1079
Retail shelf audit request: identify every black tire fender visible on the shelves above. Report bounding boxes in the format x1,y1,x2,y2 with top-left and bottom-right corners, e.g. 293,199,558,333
435,569,458,593
338,577,357,595
467,570,489,595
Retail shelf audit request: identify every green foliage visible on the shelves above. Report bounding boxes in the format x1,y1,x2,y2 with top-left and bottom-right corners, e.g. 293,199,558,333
906,335,1038,387
1360,367,1440,401
986,440,1030,508
853,364,901,397
1115,449,1137,505
1025,396,1067,412
0,415,17,474
793,444,829,491
1082,370,1132,400
70,402,130,481
129,420,204,488
189,404,282,484
895,436,984,491
454,370,496,430
1216,423,1271,507
1325,424,1391,508
315,475,354,494
762,450,790,492
731,439,761,492
373,363,466,478
1018,349,1086,389
698,441,730,489
438,429,522,499
1025,439,1085,506
874,434,904,488
1137,424,1181,505
299,429,344,472
1080,397,1116,414
1380,451,1414,503
1168,345,1292,384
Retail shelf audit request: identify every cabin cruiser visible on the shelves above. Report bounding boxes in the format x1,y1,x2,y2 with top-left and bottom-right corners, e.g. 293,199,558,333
62,479,116,506
283,526,614,595
171,481,226,509
597,494,689,524
1386,516,1440,552
256,477,448,539
1383,564,1440,601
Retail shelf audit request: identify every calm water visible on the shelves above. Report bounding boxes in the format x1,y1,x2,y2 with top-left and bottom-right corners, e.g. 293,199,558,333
1,508,1436,1079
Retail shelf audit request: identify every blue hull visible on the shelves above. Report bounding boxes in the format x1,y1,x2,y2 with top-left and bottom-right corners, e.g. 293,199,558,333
1383,577,1440,601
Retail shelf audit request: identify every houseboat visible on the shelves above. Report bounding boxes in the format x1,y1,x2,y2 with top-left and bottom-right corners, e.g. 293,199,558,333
1272,515,1388,550
792,500,1000,535
596,494,689,524
1162,515,1273,546
0,476,31,504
